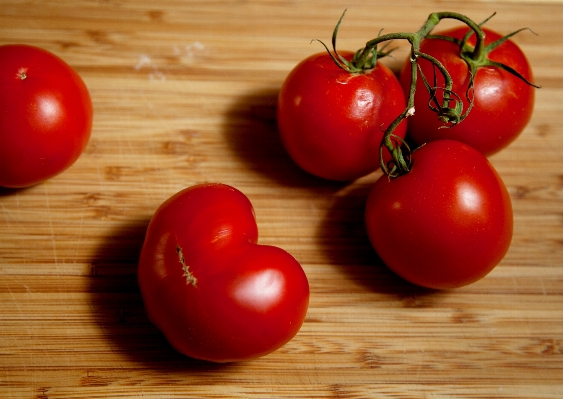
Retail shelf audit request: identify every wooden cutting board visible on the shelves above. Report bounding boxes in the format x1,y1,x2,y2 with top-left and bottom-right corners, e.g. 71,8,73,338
1,1,562,398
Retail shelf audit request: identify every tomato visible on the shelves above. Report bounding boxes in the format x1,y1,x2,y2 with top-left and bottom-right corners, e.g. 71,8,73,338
399,27,535,156
277,51,407,181
365,140,513,289
0,44,92,188
138,183,310,362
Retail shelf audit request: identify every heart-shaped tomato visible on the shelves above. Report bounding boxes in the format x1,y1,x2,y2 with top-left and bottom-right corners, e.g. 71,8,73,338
138,183,309,362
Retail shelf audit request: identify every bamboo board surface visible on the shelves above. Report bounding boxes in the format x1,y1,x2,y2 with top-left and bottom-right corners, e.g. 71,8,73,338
1,1,563,398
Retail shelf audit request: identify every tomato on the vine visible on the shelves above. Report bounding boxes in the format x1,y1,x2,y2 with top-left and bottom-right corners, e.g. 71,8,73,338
365,140,513,289
399,26,535,156
138,183,310,362
0,44,93,188
277,51,407,181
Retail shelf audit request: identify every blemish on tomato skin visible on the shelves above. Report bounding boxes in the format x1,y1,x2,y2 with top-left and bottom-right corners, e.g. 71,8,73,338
177,244,197,286
17,67,28,80
335,74,354,85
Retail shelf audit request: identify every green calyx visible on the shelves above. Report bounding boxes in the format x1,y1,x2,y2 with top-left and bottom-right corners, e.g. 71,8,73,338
427,12,540,98
313,9,396,73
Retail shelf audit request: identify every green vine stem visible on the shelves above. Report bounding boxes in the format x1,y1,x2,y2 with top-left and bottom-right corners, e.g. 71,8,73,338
318,11,538,177
354,12,488,177
315,11,487,177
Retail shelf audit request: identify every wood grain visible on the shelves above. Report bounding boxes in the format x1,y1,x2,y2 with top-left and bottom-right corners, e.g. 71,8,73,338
1,1,563,398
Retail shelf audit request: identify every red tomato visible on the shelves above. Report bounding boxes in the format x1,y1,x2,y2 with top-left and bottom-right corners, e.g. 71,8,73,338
138,183,310,362
0,44,92,188
399,27,535,156
365,140,513,289
278,51,407,181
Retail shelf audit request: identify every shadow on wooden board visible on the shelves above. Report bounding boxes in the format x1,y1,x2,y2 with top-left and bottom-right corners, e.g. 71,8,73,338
88,217,235,371
319,183,439,299
222,87,347,192
0,185,34,196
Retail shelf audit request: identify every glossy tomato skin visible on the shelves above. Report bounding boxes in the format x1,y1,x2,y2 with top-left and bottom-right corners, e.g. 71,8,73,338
0,44,92,188
399,27,534,156
138,183,310,362
365,140,513,289
278,51,407,181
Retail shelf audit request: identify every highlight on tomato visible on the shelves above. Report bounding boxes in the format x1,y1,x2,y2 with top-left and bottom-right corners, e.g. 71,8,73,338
138,183,310,362
0,44,93,188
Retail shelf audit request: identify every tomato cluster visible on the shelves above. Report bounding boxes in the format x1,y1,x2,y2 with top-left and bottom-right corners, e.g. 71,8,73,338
277,11,537,289
1,10,537,363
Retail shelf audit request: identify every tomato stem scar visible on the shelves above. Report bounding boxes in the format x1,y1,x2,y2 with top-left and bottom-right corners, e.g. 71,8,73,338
176,245,197,286
17,68,28,80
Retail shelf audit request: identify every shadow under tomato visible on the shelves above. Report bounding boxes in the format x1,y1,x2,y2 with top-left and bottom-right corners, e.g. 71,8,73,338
221,87,346,192
88,217,234,370
0,185,34,196
317,184,440,301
